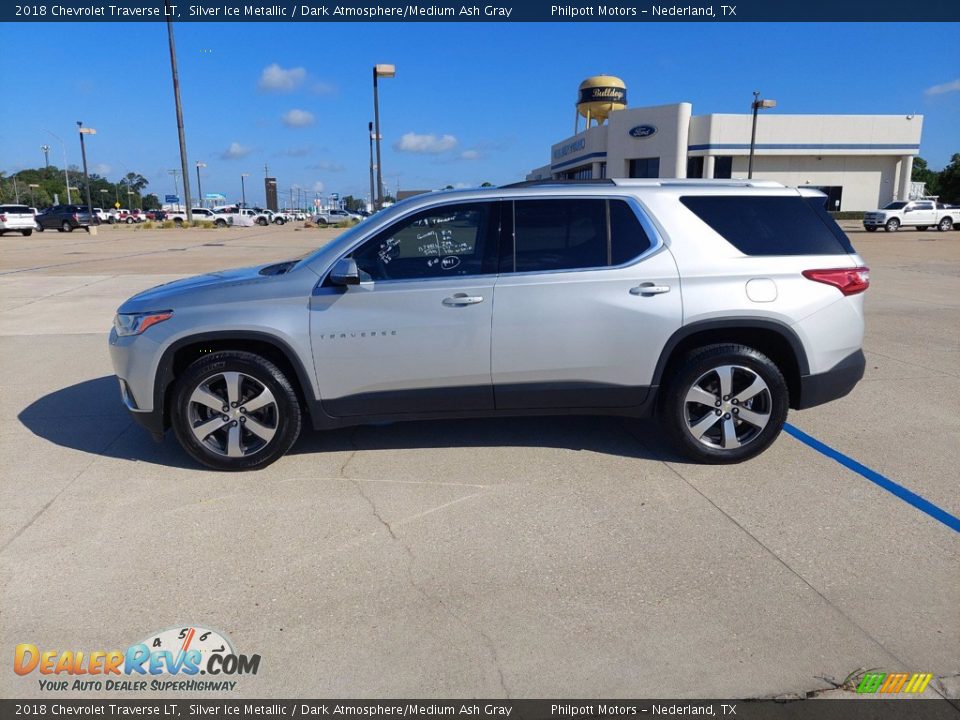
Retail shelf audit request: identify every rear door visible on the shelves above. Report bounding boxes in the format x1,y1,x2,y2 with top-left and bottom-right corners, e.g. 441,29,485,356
491,197,682,409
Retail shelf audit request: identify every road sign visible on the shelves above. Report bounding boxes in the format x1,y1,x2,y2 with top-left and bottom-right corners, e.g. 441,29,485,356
114,202,120,209
165,194,179,203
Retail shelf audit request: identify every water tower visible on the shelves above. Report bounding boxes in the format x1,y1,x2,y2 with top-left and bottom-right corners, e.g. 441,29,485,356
575,75,627,134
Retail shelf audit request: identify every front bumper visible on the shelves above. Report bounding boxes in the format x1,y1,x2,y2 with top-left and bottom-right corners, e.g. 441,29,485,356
795,349,865,409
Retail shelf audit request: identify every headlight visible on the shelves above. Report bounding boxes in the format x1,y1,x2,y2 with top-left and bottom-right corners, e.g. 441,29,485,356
113,310,173,336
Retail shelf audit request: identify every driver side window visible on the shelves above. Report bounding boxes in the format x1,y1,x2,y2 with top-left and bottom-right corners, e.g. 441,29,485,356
352,202,497,281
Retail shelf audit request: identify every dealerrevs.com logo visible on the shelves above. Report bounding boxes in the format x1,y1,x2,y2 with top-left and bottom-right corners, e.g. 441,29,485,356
13,626,260,692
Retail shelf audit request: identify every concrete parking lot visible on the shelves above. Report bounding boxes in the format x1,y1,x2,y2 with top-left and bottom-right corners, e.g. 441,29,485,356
0,221,957,699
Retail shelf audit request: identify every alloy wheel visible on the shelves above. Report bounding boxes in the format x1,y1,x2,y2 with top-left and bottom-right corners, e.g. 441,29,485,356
683,364,772,450
187,371,279,458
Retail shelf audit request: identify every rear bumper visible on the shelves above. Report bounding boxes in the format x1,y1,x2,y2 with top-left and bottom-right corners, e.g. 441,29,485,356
795,349,865,409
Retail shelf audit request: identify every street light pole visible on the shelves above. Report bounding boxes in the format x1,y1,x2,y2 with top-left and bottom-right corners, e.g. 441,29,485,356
168,169,181,210
42,129,71,203
368,121,376,212
241,173,249,208
41,145,50,168
76,122,95,221
372,64,395,210
196,161,206,208
165,1,193,223
748,91,777,180
29,183,39,207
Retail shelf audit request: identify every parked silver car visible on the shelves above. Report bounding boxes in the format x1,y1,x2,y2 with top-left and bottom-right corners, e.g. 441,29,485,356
110,180,868,470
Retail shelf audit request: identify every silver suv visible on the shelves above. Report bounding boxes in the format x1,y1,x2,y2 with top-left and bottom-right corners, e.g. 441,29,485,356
109,180,868,471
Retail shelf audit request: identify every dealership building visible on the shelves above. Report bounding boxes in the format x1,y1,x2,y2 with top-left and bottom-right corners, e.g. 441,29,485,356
527,79,923,211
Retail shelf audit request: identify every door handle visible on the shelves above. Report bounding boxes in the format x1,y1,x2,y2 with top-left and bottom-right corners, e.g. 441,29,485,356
630,283,671,296
442,293,484,306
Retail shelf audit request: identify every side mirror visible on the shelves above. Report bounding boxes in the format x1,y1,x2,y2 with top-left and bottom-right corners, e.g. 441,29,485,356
330,257,361,286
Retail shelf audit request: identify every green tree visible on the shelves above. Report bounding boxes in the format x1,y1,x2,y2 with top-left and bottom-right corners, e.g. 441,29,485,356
911,157,941,197
142,193,160,210
937,153,960,204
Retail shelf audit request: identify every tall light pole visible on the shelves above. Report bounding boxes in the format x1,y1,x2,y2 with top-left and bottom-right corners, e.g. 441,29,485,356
41,145,50,168
42,129,71,203
99,188,109,210
168,169,181,210
77,122,96,221
195,161,206,208
748,91,776,180
372,63,395,210
240,173,249,208
165,1,192,224
28,183,39,207
368,121,376,212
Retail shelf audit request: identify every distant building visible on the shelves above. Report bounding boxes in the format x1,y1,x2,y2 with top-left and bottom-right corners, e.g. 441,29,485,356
528,86,923,211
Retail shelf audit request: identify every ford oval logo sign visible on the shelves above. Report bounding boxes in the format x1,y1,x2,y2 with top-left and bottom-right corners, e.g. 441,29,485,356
629,125,657,138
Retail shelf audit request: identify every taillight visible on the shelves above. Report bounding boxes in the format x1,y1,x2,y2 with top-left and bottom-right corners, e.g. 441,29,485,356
802,267,870,295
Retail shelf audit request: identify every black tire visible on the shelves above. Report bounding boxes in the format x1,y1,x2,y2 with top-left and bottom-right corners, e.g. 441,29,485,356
174,217,184,226
884,218,900,232
318,218,328,225
258,218,268,226
62,221,73,233
274,218,285,225
938,217,953,232
215,219,227,227
662,344,789,464
171,351,302,471
865,226,877,232
36,225,44,232
21,229,32,237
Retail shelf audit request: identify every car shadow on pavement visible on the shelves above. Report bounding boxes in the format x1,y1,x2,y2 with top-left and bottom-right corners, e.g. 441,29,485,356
17,376,198,470
19,376,685,469
292,413,683,463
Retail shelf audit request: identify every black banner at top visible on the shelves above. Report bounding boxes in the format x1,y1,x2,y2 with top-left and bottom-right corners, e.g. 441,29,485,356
4,0,960,22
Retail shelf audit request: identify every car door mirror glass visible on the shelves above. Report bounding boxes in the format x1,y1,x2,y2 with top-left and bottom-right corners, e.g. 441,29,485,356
330,257,362,286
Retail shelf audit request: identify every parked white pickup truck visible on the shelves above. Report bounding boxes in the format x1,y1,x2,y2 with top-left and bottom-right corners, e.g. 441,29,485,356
166,208,220,226
863,199,955,232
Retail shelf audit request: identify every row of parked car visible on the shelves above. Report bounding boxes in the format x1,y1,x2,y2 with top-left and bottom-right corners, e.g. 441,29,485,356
0,203,372,236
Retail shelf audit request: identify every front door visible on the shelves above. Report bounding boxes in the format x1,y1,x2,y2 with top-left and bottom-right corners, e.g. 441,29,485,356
310,201,500,416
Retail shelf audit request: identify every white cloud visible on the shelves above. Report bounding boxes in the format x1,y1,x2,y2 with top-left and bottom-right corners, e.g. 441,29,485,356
925,78,960,96
282,109,315,127
221,142,251,160
460,150,481,161
310,159,345,172
94,163,112,176
394,132,458,154
310,81,336,95
313,181,325,193
258,63,306,92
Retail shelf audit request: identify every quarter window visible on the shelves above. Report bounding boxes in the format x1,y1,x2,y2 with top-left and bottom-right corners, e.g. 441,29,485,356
352,202,496,281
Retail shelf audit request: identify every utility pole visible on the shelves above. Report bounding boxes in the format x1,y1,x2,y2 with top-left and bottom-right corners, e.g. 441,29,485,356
165,2,193,223
368,121,375,212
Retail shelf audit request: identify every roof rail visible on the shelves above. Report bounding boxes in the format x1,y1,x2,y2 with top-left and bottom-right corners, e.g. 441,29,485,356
500,179,616,189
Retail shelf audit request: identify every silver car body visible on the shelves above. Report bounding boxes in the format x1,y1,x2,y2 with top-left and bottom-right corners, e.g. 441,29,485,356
110,179,865,438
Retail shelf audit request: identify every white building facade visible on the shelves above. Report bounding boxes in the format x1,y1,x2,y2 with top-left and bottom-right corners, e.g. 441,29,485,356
528,102,923,211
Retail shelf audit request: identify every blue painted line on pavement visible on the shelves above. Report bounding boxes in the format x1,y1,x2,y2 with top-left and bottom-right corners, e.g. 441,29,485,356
784,423,960,534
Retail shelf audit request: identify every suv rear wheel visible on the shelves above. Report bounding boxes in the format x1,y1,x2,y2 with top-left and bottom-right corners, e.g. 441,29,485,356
663,344,789,464
171,351,302,471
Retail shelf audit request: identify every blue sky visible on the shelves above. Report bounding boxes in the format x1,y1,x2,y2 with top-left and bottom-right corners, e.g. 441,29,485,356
1,21,957,206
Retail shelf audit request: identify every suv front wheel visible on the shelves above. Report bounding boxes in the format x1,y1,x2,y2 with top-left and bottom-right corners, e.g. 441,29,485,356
663,344,789,464
171,351,302,471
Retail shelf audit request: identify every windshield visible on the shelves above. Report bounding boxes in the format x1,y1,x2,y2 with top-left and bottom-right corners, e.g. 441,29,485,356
882,202,907,210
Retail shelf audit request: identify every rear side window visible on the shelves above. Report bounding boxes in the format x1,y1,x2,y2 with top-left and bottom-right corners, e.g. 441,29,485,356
0,205,31,213
511,199,652,272
680,195,854,255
